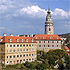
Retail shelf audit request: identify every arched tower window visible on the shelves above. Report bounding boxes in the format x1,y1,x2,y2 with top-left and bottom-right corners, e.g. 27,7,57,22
49,28,51,31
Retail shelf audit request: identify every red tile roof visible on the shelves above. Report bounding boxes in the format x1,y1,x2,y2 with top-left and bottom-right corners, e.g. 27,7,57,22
0,36,36,43
33,34,61,40
64,46,69,50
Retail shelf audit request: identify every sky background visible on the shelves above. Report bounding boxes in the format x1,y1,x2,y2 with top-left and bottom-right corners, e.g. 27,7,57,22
0,0,70,36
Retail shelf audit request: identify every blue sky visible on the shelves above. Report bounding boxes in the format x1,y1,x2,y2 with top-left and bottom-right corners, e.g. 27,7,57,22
0,0,70,36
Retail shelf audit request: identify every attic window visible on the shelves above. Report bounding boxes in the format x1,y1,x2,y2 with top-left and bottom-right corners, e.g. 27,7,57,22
35,37,37,39
49,37,51,39
56,37,58,39
0,39,2,42
31,39,33,42
16,39,19,42
9,39,12,42
26,39,28,42
42,37,44,39
21,39,23,42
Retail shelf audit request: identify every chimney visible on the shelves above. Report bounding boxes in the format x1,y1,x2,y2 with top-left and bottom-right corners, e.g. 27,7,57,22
17,34,19,37
3,33,6,36
10,34,13,36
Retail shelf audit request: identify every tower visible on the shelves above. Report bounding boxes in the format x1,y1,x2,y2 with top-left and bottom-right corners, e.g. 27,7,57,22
45,8,54,34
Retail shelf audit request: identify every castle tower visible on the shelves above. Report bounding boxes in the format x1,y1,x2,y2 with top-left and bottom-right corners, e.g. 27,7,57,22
45,8,54,34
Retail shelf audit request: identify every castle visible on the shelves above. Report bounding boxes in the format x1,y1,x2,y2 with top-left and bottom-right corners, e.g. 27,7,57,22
0,8,61,65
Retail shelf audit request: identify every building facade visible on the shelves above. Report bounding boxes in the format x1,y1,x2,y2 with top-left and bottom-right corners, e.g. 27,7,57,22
33,34,61,52
0,34,37,65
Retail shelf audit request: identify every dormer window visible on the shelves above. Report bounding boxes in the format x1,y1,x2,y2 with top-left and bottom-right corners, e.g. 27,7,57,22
56,37,58,39
21,39,23,42
0,39,2,42
31,39,33,42
49,37,51,39
35,37,37,39
26,39,28,42
9,39,12,42
16,39,19,42
42,37,44,39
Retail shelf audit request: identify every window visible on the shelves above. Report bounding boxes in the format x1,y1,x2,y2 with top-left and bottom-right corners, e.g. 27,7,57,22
39,41,41,43
21,39,23,42
20,49,22,52
57,41,58,43
29,44,31,46
13,55,15,58
26,44,28,47
23,54,25,57
13,50,15,52
49,28,51,31
42,37,44,39
32,58,34,60
26,59,28,61
17,60,19,62
29,59,31,60
10,45,12,47
9,39,12,42
7,56,8,58
17,45,19,47
52,41,54,43
35,37,37,39
23,49,25,51
20,45,22,47
26,49,28,51
26,39,28,42
17,49,19,52
20,55,22,57
52,45,54,47
16,39,19,42
7,50,8,52
32,44,33,46
44,41,45,43
48,41,49,43
23,44,25,47
23,59,25,61
10,50,12,52
20,60,22,63
32,54,33,56
39,45,41,47
49,37,51,39
31,39,33,42
10,61,12,63
17,55,19,57
10,56,12,58
48,45,49,47
26,54,28,56
13,45,15,47
57,45,58,47
7,61,8,63
56,37,58,39
7,45,8,47
29,54,31,56
29,49,31,51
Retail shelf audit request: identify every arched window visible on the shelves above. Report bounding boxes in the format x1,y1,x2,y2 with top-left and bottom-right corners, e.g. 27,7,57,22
49,28,51,31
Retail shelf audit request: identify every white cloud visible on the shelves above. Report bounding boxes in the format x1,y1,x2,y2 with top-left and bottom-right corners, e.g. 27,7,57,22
52,8,69,19
16,5,46,18
0,27,5,29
